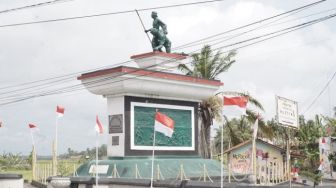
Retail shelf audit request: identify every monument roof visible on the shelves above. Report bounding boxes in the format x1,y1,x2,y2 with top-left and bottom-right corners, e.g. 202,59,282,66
78,66,223,87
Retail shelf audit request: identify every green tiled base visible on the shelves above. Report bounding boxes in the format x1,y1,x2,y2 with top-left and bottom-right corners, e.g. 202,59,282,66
76,156,226,179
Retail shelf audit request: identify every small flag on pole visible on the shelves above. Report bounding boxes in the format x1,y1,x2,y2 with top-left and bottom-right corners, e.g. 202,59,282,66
95,115,103,134
223,96,248,117
29,124,37,129
154,111,174,137
56,105,65,117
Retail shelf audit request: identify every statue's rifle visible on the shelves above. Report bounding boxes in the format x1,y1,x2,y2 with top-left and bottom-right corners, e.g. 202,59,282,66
135,9,152,46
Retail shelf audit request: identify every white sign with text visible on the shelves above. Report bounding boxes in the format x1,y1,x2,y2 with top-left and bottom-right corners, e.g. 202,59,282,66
276,96,299,128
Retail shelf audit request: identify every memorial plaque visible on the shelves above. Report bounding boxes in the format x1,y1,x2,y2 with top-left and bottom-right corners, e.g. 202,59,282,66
112,136,119,146
109,114,123,133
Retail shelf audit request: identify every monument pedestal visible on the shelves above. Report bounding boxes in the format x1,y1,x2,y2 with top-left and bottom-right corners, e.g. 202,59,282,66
77,52,225,179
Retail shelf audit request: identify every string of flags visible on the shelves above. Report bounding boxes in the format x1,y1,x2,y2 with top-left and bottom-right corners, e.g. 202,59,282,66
1,105,106,148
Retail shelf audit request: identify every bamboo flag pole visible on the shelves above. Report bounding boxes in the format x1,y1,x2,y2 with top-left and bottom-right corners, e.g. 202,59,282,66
32,145,36,180
150,128,156,188
53,116,59,176
29,124,37,180
96,132,99,187
287,128,292,188
221,127,223,187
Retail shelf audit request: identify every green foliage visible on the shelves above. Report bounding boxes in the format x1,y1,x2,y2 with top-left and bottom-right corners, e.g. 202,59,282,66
0,152,30,171
178,45,236,80
295,115,323,170
300,170,322,187
59,144,107,160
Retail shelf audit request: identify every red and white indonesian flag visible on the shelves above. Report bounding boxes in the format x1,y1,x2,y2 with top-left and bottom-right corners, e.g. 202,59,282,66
28,123,39,133
95,115,103,134
29,123,37,129
56,105,65,117
222,96,248,117
154,111,174,137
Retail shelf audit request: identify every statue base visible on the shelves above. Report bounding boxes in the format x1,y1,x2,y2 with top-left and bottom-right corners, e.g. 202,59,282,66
76,156,226,180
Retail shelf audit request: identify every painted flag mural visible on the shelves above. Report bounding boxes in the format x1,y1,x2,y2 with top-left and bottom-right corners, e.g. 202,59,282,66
154,111,175,137
95,115,103,134
56,105,65,117
223,96,248,117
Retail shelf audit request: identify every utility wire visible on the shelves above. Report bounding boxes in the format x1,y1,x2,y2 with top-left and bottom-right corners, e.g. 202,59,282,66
1,14,333,103
0,0,227,28
173,7,309,50
172,0,326,50
303,70,336,115
0,0,325,93
1,12,334,106
0,0,74,14
1,12,334,101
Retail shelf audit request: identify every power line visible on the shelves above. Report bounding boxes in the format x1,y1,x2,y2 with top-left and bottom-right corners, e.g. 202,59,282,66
0,0,228,28
172,0,326,50
303,70,336,115
1,12,334,106
3,12,335,101
0,0,325,93
0,0,75,14
175,7,336,50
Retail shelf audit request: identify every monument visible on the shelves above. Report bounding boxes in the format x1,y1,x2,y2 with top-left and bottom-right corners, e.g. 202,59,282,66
75,12,225,180
145,11,171,53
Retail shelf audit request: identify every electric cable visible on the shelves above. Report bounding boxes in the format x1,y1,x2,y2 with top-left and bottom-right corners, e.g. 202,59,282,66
1,12,334,106
0,0,325,94
0,0,229,28
0,0,74,14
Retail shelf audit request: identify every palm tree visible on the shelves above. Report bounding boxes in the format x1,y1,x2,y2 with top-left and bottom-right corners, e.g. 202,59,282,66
178,45,236,158
179,45,270,158
211,94,272,155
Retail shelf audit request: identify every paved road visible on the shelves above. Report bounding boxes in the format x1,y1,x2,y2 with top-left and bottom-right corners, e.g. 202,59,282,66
24,183,38,188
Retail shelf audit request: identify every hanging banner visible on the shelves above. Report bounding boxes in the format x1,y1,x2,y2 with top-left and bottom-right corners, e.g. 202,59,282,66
276,96,299,128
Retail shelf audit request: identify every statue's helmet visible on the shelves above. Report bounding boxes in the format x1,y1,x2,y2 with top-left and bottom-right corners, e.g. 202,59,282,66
151,11,158,18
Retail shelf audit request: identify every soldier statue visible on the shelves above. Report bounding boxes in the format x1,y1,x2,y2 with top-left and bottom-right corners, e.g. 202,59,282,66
145,11,171,53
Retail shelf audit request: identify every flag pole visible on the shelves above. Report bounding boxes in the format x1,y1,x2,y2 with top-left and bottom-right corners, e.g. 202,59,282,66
96,132,99,187
221,120,224,188
53,116,58,176
150,127,156,188
30,127,36,180
30,129,35,147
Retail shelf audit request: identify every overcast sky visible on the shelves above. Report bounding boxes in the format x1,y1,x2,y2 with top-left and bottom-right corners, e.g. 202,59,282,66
0,0,336,155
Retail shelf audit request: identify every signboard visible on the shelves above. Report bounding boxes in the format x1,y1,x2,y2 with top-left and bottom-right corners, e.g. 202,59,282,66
276,96,299,128
231,149,251,174
89,165,109,174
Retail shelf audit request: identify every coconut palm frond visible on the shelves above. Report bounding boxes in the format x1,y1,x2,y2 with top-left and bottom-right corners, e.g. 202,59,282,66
178,64,193,76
